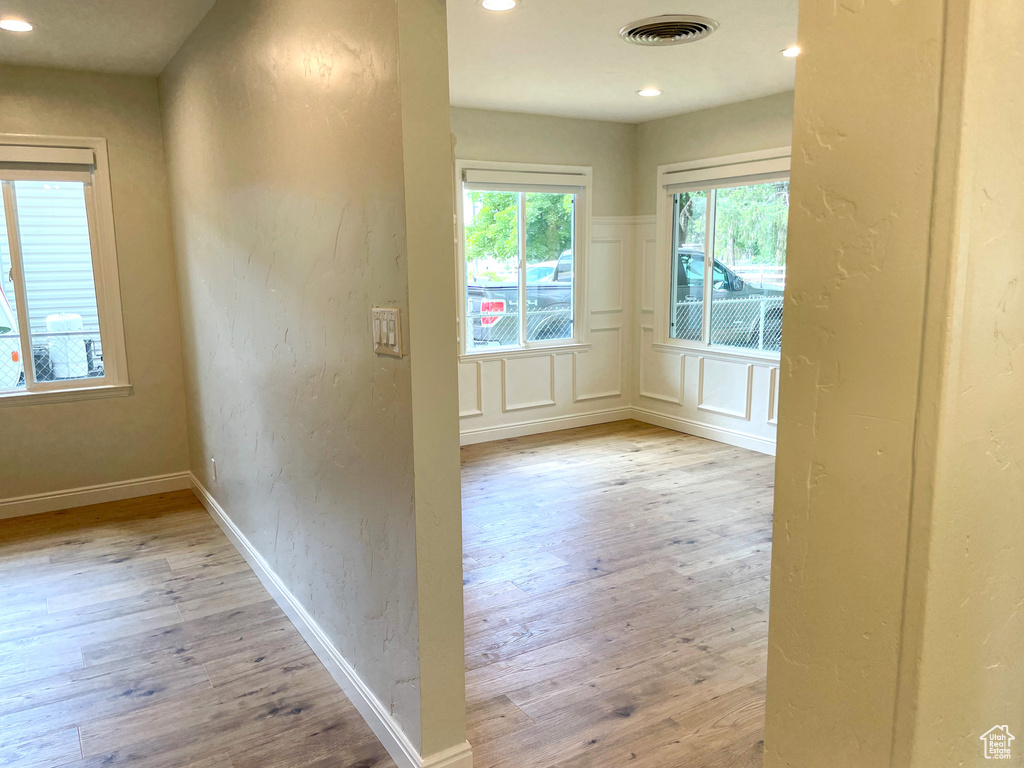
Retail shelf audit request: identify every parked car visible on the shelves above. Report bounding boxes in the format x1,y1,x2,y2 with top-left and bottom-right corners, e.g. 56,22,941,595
0,288,22,390
525,261,557,283
674,249,784,350
467,251,574,346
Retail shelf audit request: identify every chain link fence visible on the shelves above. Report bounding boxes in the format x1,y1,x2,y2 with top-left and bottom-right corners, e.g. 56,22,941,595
0,330,103,390
672,299,704,342
672,295,784,353
711,295,784,352
467,306,573,350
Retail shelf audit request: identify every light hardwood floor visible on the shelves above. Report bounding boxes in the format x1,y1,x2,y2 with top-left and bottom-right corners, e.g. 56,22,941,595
1,421,773,768
0,490,396,768
461,421,775,768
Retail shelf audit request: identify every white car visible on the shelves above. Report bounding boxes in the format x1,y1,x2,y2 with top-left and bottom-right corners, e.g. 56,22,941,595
0,289,22,390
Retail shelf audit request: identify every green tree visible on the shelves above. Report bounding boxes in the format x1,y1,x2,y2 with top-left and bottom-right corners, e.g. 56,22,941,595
712,181,789,266
464,191,574,266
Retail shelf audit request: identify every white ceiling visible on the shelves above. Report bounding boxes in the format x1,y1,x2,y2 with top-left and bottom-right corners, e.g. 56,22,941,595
0,0,215,75
446,0,799,123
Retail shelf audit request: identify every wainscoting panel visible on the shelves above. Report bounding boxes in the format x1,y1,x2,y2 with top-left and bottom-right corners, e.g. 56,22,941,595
458,361,482,417
573,327,622,402
459,216,634,445
501,355,556,412
697,357,754,420
590,238,624,314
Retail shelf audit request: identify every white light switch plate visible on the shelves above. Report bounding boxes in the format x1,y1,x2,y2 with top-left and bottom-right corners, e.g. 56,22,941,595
372,307,402,357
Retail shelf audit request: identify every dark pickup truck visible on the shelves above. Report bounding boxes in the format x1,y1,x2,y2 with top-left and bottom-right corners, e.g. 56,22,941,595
467,251,574,348
674,249,784,351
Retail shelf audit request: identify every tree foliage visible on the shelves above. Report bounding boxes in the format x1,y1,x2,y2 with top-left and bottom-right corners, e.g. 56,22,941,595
464,191,573,265
675,181,789,267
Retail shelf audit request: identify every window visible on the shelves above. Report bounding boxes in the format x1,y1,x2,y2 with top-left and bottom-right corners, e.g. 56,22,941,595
659,150,790,356
457,162,591,356
0,137,129,400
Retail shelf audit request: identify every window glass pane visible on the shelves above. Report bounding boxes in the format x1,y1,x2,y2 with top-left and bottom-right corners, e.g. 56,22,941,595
709,180,788,352
14,180,105,382
670,190,707,342
0,207,24,391
464,190,521,351
525,192,574,342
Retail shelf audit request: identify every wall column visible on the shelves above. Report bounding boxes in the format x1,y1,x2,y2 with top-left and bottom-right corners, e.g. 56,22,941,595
766,0,1023,765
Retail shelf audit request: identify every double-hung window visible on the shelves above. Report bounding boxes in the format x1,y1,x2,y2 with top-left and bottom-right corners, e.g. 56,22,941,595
456,161,591,356
0,137,129,401
658,149,790,356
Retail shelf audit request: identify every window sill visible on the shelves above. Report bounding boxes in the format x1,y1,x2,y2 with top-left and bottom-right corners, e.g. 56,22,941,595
651,341,780,365
460,342,591,363
0,383,133,408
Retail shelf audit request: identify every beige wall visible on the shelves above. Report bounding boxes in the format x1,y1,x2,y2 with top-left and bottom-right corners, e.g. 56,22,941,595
635,91,795,215
160,0,420,747
765,0,1023,765
160,0,466,759
450,107,636,216
0,65,188,498
894,0,1024,764
398,0,469,757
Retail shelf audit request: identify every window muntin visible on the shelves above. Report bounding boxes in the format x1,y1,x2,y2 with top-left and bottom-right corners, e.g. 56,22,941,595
667,177,789,355
0,141,125,397
462,181,580,354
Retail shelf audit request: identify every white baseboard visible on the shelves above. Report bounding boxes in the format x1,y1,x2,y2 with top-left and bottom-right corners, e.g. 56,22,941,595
189,475,472,768
0,471,192,520
630,407,777,456
421,742,474,768
459,407,633,446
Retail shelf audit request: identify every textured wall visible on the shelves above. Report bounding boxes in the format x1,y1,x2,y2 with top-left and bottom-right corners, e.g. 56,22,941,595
764,1,947,765
160,0,423,748
0,65,189,497
634,92,795,215
450,107,636,217
895,0,1024,764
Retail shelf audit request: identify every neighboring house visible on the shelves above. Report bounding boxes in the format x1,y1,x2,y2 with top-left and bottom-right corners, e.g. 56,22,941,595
1,182,101,334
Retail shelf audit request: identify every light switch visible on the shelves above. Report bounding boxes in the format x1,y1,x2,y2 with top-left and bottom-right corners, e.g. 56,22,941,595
372,307,402,357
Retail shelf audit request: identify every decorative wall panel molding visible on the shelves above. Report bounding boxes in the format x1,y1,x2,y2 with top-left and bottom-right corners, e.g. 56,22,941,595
639,326,683,404
768,367,780,425
501,355,556,412
590,238,625,314
458,361,482,418
573,327,622,402
697,357,754,420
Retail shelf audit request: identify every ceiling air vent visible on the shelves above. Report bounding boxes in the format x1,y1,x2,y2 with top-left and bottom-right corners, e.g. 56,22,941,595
619,15,719,47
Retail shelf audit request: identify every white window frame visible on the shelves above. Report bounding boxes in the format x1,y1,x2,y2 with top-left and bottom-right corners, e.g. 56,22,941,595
654,147,791,363
0,134,131,406
455,160,592,360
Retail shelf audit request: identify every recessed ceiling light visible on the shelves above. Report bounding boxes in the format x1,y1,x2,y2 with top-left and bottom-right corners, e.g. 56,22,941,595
482,0,517,11
781,45,801,58
0,18,33,32
637,88,663,98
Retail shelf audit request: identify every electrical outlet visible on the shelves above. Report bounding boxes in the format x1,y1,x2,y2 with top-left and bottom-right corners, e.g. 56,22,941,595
211,458,217,483
372,307,402,357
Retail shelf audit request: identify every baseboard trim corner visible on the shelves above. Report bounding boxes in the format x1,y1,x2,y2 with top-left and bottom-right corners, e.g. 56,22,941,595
421,741,474,768
630,407,777,456
0,471,192,520
459,407,632,446
189,474,465,768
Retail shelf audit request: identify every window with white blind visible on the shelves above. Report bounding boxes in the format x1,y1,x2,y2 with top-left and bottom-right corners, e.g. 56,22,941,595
0,137,129,402
456,161,592,357
656,149,791,359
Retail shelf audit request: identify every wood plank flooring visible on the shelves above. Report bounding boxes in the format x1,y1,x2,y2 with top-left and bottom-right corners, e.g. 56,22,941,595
1,420,773,768
0,490,396,768
461,420,775,768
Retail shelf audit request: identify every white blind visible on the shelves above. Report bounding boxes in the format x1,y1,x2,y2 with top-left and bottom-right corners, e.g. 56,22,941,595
0,145,95,169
